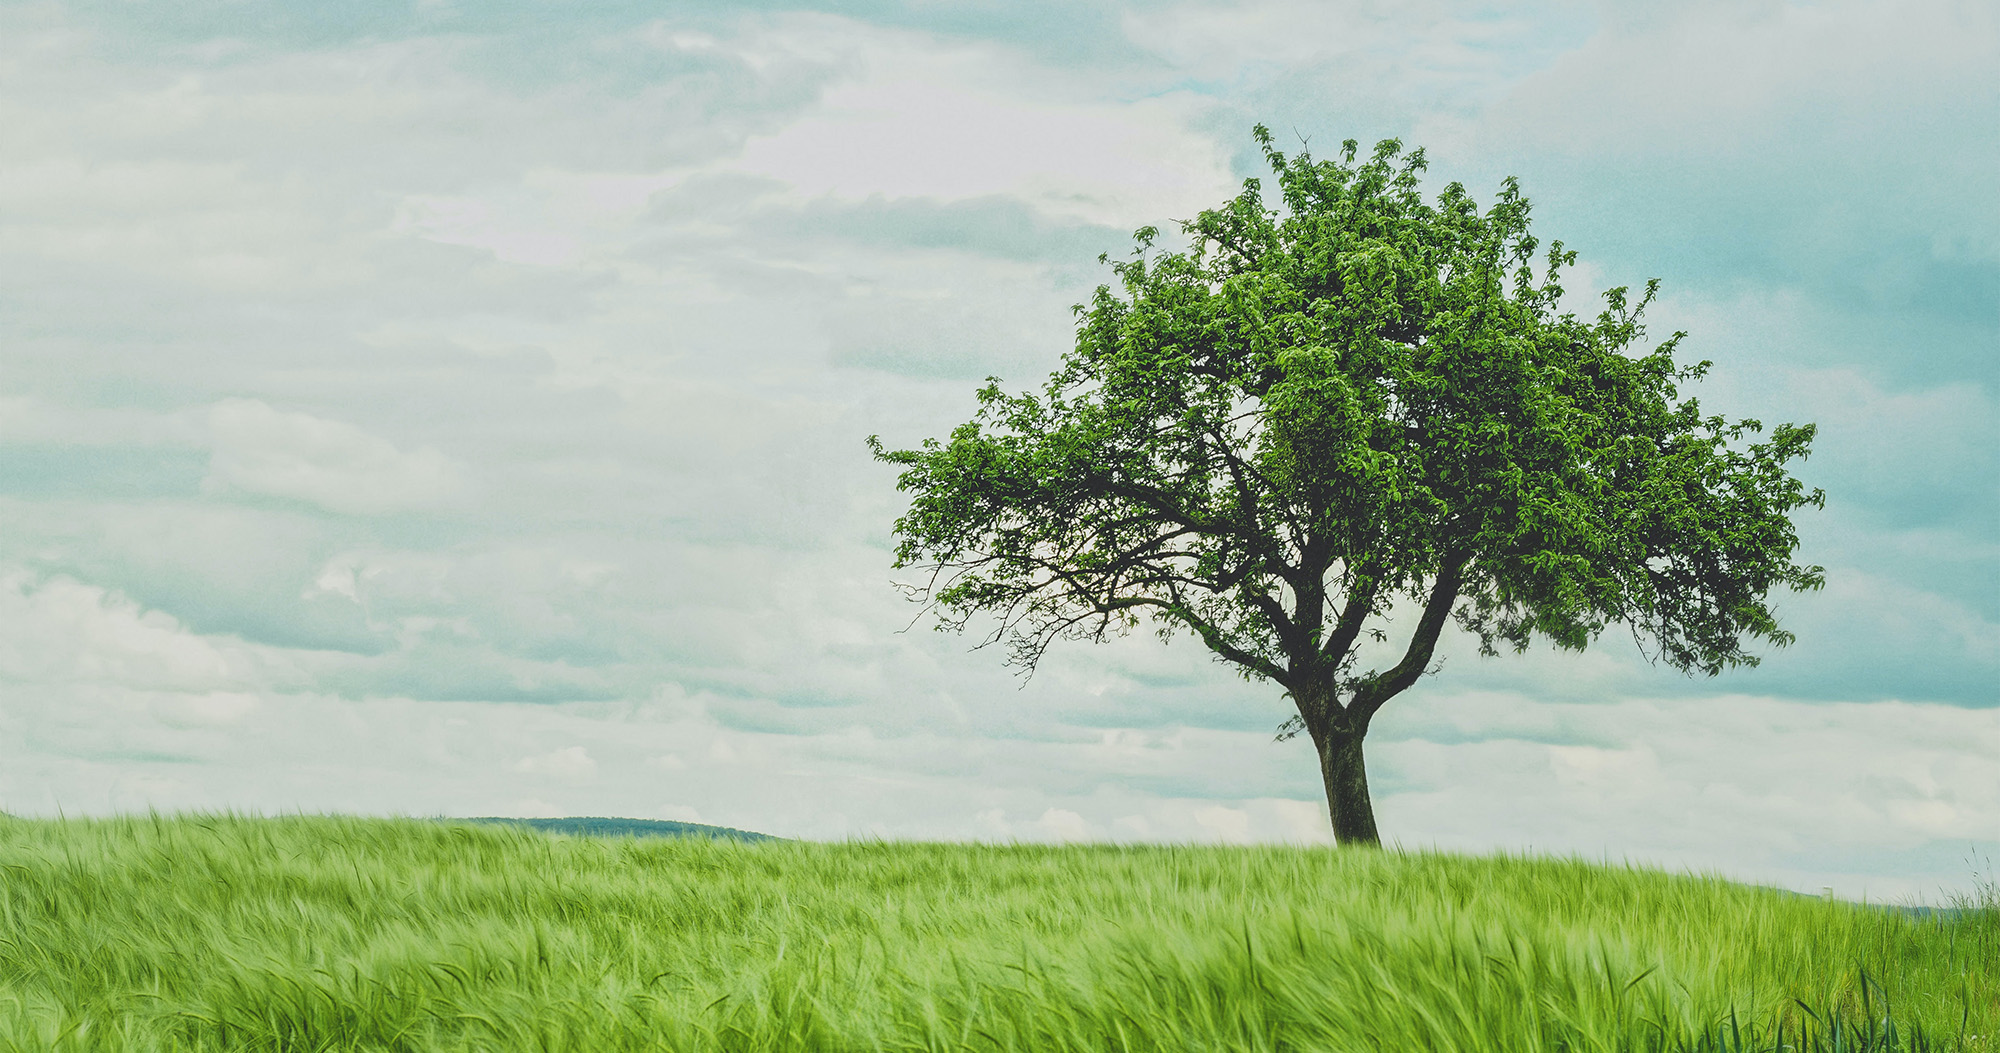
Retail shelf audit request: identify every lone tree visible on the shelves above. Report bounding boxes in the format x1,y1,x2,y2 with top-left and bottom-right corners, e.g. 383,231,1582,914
868,127,1824,846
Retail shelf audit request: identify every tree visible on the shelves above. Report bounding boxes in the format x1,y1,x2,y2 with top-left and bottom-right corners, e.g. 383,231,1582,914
867,127,1824,846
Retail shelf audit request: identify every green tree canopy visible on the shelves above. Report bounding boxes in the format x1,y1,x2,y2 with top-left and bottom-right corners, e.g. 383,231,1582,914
869,127,1824,845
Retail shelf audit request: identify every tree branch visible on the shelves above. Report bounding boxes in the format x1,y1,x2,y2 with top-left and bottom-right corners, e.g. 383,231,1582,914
1317,569,1381,670
1353,552,1468,720
1209,423,1298,550
1140,591,1294,686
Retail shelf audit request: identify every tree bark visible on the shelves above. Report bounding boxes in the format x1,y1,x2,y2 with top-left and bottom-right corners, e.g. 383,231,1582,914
1316,727,1380,846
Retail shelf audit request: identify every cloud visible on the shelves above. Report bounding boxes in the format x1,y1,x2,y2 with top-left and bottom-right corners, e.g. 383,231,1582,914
1126,0,1591,104
394,169,688,268
1546,744,1662,794
1783,370,1998,529
1373,691,2000,878
729,15,1235,229
1031,807,1094,841
0,570,237,691
204,399,468,515
513,745,598,780
655,802,703,823
1,658,1991,900
1408,0,2000,384
0,395,202,447
1193,804,1253,843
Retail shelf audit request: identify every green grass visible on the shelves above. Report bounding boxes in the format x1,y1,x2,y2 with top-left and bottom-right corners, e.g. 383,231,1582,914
447,816,780,843
0,814,1992,1051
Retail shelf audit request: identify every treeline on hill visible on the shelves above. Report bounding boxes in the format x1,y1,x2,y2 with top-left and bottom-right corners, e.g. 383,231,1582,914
0,814,1992,1052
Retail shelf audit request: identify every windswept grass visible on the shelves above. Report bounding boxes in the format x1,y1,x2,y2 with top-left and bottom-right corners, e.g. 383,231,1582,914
0,813,1992,1051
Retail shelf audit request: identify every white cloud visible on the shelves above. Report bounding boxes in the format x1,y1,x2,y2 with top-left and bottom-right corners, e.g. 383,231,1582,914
1124,0,1385,74
0,394,201,447
0,570,235,690
0,157,352,293
1266,798,1329,843
511,798,566,819
394,169,686,267
151,691,261,729
1815,570,2000,667
513,745,598,780
307,558,368,603
1193,804,1253,843
731,16,1234,228
1374,691,2000,898
655,803,703,823
973,807,1012,839
1546,744,1662,794
1126,0,1585,100
1030,806,1093,842
205,399,467,515
1484,0,1998,155
1421,0,2000,263
1783,369,1998,499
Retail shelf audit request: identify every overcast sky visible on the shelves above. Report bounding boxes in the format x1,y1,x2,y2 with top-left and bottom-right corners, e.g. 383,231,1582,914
2,0,1994,904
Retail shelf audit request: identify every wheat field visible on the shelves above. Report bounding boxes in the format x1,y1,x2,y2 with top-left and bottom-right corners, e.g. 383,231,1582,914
0,813,1992,1051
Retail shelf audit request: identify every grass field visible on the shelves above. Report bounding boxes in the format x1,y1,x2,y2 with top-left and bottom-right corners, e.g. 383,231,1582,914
0,814,1992,1051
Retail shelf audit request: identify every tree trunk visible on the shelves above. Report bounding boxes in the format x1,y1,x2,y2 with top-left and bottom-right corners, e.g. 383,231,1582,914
1316,728,1380,846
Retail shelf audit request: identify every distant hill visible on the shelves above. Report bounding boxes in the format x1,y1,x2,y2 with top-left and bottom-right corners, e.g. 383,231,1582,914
446,816,780,843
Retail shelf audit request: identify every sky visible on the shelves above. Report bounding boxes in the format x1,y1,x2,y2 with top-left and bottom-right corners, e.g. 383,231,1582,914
1,0,1994,904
